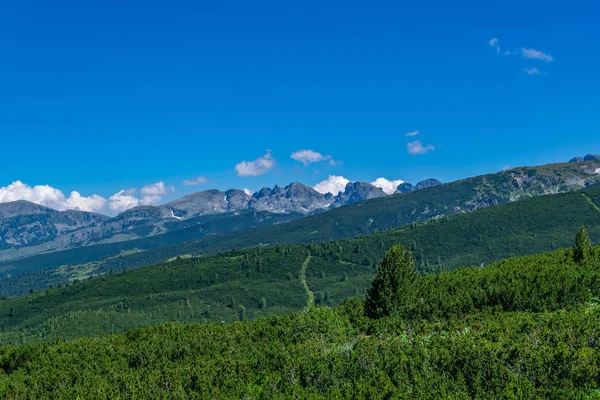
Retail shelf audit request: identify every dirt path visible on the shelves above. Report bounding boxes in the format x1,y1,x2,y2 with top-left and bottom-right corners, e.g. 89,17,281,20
299,256,314,310
581,193,600,213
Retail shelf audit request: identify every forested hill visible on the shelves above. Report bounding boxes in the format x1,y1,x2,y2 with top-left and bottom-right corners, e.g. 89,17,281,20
0,184,599,343
2,162,600,287
0,243,599,398
2,183,600,298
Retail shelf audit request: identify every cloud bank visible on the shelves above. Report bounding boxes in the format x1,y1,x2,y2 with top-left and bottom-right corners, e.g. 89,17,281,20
0,181,175,215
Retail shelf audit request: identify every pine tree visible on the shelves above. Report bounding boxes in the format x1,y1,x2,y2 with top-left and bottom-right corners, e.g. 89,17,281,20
574,225,593,265
365,245,418,319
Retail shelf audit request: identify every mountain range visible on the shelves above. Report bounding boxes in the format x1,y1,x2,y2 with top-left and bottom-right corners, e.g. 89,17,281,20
1,158,600,296
0,178,441,262
1,158,599,269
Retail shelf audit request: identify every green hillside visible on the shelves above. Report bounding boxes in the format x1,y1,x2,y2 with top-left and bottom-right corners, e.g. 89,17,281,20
2,161,599,295
3,183,600,298
1,245,599,398
1,185,600,344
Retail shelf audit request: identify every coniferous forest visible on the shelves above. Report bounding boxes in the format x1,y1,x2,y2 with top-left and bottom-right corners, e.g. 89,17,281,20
0,227,599,398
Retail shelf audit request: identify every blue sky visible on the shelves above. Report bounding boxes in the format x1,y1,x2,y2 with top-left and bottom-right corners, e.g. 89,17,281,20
1,0,599,214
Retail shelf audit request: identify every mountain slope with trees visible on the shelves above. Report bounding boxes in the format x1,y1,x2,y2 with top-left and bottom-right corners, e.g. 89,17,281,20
2,184,600,298
0,241,599,398
2,161,599,288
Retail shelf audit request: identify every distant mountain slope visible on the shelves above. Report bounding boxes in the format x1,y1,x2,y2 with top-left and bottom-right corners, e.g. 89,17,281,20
1,183,599,343
0,201,108,252
0,180,423,262
1,159,599,271
2,180,600,298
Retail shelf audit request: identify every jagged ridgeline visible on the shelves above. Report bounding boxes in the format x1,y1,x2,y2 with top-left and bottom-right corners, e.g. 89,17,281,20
0,244,599,398
1,161,600,296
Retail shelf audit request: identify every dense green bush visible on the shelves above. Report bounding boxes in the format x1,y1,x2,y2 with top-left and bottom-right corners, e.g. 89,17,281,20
1,244,600,398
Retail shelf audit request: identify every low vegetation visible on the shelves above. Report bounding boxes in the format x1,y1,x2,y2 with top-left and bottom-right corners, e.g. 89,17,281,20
0,230,599,398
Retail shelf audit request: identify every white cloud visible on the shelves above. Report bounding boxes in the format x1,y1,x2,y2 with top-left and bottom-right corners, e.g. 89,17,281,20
235,151,276,177
0,181,67,210
108,190,139,213
407,140,435,155
183,176,208,186
313,175,350,196
595,168,600,175
0,181,107,213
521,48,554,62
65,192,107,213
140,182,173,205
524,67,541,75
488,38,500,53
371,178,405,195
0,180,177,215
291,149,339,166
243,188,254,196
291,150,326,165
404,130,420,137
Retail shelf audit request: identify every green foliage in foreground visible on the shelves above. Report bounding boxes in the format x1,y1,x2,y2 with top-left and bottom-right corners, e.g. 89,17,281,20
1,246,600,398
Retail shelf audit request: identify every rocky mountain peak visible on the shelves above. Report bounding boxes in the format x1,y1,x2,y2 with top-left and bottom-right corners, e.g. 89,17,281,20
335,182,386,205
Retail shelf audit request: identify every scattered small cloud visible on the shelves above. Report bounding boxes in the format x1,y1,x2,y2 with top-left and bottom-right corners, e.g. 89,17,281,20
521,48,554,62
488,38,500,53
291,149,338,166
291,150,326,165
313,175,350,196
524,67,541,75
371,178,404,194
407,140,435,155
183,176,208,186
404,130,420,137
235,150,276,177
